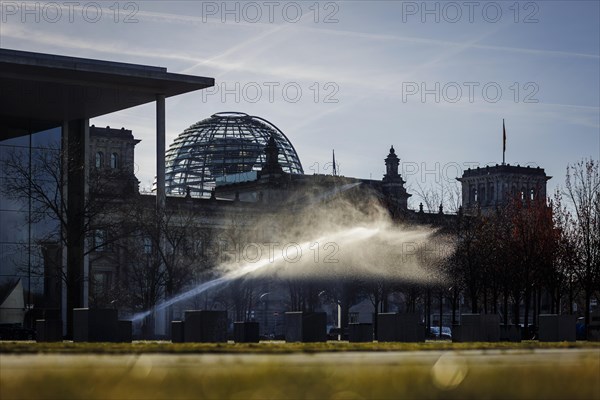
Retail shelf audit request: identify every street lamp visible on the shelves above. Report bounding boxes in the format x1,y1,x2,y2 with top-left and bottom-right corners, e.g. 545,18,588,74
318,290,342,340
259,292,270,338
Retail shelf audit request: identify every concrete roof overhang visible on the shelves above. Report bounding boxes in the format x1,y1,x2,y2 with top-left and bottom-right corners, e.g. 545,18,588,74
0,48,214,138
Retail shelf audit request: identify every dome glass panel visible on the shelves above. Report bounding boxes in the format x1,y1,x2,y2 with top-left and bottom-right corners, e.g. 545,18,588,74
164,112,303,197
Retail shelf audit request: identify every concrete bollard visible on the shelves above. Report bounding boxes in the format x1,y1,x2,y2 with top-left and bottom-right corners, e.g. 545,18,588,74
183,310,228,343
538,314,576,342
117,320,132,343
586,311,600,341
285,312,327,342
233,321,260,343
171,321,185,343
499,324,521,342
348,323,373,342
35,319,62,342
73,308,119,342
453,314,500,342
377,313,424,342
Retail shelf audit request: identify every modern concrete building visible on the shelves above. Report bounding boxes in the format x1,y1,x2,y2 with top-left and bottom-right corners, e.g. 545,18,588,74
0,279,25,325
0,48,214,337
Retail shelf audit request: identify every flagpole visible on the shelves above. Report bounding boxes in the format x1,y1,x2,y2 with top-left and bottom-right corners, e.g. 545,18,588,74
502,119,506,165
332,149,337,176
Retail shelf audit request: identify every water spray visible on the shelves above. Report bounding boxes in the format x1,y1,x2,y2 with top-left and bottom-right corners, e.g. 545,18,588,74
130,226,381,322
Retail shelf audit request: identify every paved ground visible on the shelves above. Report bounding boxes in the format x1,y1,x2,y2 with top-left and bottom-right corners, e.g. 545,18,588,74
1,348,599,399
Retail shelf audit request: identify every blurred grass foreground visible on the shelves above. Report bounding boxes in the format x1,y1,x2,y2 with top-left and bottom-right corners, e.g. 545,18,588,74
1,342,599,400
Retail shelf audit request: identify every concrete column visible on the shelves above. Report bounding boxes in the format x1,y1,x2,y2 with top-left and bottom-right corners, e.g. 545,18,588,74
61,121,68,337
461,181,468,207
496,178,501,204
64,118,89,338
155,94,167,337
82,122,90,308
156,94,166,212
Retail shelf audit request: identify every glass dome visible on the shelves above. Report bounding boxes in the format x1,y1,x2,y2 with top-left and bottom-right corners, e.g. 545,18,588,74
164,112,303,197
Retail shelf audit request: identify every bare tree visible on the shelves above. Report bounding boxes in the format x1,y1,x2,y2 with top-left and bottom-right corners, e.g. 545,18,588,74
564,159,600,327
410,180,462,213
121,197,217,311
223,278,256,321
550,190,580,315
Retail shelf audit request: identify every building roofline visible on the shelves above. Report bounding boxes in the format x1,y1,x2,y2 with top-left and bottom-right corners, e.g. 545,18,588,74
0,48,215,136
458,163,550,180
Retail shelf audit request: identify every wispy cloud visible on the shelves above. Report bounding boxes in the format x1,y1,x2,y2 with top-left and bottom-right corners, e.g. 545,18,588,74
133,6,600,60
1,24,200,63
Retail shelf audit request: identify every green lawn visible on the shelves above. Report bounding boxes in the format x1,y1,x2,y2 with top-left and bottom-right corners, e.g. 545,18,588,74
1,342,599,400
1,339,599,354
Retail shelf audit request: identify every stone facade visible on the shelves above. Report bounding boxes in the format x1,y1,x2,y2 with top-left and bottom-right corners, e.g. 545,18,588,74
89,125,140,196
86,125,551,338
381,146,411,211
457,164,550,215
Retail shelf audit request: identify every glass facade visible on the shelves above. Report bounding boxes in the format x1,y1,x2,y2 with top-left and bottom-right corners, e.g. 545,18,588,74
0,126,62,322
164,112,303,197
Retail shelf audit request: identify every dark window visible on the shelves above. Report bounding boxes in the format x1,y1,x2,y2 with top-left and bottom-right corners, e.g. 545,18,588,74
95,152,103,168
110,153,118,169
143,237,152,254
94,229,107,252
93,271,110,297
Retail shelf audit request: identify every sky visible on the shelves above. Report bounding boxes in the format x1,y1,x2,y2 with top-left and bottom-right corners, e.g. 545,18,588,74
1,0,598,209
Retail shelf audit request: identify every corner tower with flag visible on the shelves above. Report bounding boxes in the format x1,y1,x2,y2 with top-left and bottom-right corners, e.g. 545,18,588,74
456,122,551,215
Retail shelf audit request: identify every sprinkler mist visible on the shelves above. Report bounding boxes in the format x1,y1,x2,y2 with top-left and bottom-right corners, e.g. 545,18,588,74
129,226,381,322
129,192,452,324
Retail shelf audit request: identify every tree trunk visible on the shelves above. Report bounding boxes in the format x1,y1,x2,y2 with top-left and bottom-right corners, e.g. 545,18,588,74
483,289,488,314
532,287,537,329
470,288,478,314
426,289,431,332
492,286,498,315
524,288,531,333
451,288,458,325
585,291,591,329
536,288,542,323
503,290,509,325
373,306,379,340
438,292,443,339
513,296,520,326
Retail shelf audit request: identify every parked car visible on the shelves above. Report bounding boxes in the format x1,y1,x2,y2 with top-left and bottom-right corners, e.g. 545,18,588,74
428,326,452,340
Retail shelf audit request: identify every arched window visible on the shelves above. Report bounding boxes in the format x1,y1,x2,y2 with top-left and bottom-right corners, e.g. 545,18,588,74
143,237,152,254
94,229,107,252
110,153,118,169
95,152,103,168
530,188,535,200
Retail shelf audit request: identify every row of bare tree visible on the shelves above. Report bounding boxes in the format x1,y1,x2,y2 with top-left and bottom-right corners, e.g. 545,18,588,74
2,143,598,333
427,159,599,330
